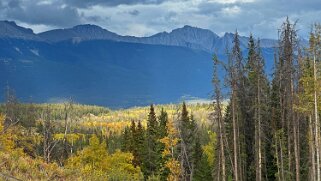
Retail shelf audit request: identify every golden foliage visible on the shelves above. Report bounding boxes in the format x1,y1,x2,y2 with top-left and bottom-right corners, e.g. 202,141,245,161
160,119,179,158
165,159,181,181
160,118,181,181
0,150,77,180
54,133,85,144
78,103,212,138
66,135,143,180
202,131,217,167
0,114,15,152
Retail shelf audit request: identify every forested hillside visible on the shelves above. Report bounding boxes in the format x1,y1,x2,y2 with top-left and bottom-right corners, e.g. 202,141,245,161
1,18,321,181
0,21,275,108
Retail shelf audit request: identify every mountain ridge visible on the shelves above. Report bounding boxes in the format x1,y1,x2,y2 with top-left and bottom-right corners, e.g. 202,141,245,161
0,20,277,53
0,20,41,40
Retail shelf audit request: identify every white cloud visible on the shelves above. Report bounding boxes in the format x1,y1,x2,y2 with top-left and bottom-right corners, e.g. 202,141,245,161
36,0,53,5
125,23,157,37
17,22,55,33
207,0,255,4
221,5,241,15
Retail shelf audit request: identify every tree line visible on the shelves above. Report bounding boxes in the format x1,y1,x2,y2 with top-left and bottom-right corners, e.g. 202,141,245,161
212,18,321,181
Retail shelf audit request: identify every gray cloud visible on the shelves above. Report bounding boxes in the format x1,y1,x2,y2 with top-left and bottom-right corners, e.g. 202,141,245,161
1,0,81,27
129,10,140,16
8,6,81,27
194,0,321,38
8,0,21,8
0,0,320,38
65,0,166,8
83,15,106,22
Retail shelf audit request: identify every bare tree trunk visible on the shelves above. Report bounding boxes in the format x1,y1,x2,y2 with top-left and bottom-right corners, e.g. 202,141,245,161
178,130,192,181
237,113,243,181
314,53,321,181
41,107,59,163
258,116,262,181
213,55,226,181
291,75,300,181
275,138,281,181
218,148,221,181
293,119,300,181
286,105,293,177
258,82,262,181
279,135,285,181
254,67,263,181
310,114,316,181
232,89,239,181
219,120,226,181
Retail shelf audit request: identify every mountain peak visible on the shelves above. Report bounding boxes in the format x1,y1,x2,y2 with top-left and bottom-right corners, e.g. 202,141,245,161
182,25,197,29
0,20,38,40
223,32,234,37
72,24,104,31
165,25,220,51
39,24,119,42
172,25,218,37
2,20,18,27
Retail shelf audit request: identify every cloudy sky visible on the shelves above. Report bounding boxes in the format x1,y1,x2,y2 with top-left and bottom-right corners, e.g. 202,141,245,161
0,0,320,38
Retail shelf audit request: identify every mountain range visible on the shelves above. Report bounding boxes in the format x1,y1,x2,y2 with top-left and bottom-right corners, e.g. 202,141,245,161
1,20,278,52
0,20,276,108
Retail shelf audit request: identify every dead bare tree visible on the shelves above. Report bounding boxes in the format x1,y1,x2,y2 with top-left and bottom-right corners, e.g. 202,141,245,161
41,106,59,163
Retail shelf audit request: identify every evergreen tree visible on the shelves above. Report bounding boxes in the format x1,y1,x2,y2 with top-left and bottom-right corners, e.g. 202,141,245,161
246,35,270,181
158,108,169,180
270,18,301,181
178,102,197,180
129,120,142,167
193,137,212,181
130,120,146,169
244,34,257,181
121,127,131,152
297,24,321,181
121,120,146,169
267,52,282,180
130,120,136,152
159,108,168,139
225,30,246,181
143,104,161,177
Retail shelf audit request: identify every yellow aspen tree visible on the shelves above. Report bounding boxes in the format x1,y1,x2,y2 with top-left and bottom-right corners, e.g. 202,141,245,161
160,118,181,181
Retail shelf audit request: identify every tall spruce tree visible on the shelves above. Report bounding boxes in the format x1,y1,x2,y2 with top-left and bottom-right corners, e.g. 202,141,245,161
310,23,321,181
245,34,257,181
143,104,161,178
178,102,197,181
275,18,299,181
121,127,130,152
130,120,141,167
159,108,168,139
135,120,146,168
121,120,145,168
212,53,227,181
247,36,270,181
158,108,169,180
227,30,246,181
297,23,321,181
193,136,212,181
